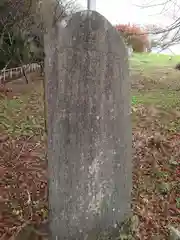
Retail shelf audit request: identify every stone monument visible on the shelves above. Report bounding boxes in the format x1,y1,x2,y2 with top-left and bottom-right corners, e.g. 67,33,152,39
44,9,132,240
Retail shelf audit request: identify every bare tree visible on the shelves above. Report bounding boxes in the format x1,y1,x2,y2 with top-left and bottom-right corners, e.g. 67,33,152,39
135,0,180,50
0,0,80,69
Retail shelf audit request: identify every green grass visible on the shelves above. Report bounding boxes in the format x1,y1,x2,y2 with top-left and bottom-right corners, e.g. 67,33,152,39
0,85,45,137
131,52,180,132
1,53,180,136
130,54,180,239
133,90,180,110
130,52,180,70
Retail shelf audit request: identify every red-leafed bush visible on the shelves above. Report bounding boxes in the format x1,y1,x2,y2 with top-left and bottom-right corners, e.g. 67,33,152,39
115,23,150,53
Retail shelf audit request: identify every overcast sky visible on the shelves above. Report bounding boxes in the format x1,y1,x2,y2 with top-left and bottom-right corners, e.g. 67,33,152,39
78,0,177,26
76,0,180,53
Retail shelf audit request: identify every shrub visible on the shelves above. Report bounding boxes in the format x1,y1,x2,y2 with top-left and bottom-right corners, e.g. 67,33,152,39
115,23,150,53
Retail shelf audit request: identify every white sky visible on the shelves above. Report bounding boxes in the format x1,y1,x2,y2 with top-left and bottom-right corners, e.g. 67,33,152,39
78,0,177,26
76,0,180,53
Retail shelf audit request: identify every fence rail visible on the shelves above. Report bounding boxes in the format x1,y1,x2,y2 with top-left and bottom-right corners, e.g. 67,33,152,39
0,62,43,84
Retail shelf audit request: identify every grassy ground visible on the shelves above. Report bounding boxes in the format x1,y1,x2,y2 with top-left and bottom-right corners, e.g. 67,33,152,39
131,52,180,69
0,54,180,239
131,53,180,239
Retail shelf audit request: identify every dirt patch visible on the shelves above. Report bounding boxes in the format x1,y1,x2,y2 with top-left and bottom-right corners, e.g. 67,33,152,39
131,68,180,91
0,129,179,240
1,73,43,97
0,136,47,240
133,129,180,239
0,73,180,239
1,105,180,240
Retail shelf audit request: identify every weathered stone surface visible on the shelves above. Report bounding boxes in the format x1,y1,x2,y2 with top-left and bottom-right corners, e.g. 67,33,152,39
44,10,131,240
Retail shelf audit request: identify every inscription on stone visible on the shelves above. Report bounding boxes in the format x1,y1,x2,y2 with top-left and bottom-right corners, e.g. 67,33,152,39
44,10,132,240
